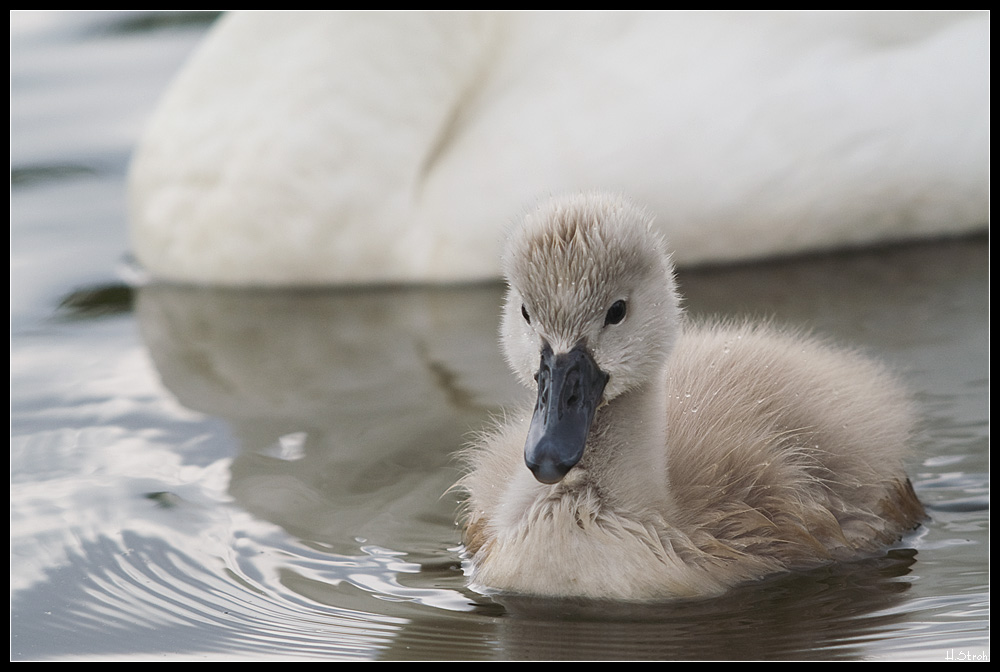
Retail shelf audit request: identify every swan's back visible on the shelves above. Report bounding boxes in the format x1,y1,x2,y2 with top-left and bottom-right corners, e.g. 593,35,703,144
128,12,988,285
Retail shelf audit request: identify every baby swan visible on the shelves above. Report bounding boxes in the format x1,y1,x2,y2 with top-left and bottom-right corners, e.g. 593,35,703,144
459,192,925,600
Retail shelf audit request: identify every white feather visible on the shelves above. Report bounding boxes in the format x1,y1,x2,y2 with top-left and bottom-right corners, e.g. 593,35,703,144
128,11,988,285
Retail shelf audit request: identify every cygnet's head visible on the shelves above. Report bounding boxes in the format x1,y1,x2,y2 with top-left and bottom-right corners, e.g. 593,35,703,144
501,192,682,483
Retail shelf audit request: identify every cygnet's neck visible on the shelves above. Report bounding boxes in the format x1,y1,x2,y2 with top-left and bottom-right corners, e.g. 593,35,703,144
575,370,677,519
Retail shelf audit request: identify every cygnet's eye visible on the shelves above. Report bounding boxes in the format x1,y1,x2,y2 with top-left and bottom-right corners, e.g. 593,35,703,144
604,299,627,326
521,303,531,324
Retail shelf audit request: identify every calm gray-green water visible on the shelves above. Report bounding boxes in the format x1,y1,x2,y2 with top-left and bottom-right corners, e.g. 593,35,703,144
10,11,988,661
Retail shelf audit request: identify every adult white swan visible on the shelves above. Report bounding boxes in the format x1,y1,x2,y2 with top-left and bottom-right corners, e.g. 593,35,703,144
128,11,988,285
459,192,925,599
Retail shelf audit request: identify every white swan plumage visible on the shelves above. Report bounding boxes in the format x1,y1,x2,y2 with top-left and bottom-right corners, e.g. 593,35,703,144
128,11,988,285
459,192,925,600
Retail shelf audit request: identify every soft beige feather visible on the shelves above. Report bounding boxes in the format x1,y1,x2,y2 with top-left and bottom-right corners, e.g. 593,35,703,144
459,192,924,600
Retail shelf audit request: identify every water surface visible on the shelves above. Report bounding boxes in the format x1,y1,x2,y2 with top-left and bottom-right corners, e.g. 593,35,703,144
10,11,989,661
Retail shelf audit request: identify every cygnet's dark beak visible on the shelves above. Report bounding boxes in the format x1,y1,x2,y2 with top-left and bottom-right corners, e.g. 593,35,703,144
524,343,609,484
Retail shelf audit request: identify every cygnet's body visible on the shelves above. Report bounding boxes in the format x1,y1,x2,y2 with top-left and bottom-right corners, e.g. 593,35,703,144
459,193,924,600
